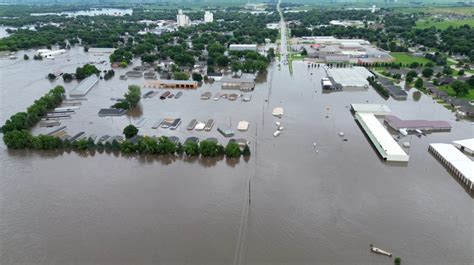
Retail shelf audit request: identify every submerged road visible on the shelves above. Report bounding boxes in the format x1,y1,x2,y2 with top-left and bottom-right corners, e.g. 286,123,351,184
277,0,287,62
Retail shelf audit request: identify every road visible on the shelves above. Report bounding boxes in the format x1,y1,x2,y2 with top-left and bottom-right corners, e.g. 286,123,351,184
277,0,287,62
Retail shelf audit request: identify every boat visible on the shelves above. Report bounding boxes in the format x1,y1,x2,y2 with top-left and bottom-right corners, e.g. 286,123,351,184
187,119,197,130
273,130,282,137
275,121,281,126
277,126,284,131
175,91,183,99
160,91,171,99
204,119,214,131
369,244,392,257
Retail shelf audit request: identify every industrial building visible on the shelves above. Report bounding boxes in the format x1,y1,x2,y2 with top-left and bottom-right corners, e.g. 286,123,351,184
221,77,255,91
355,112,409,162
384,115,451,132
69,75,99,97
350,104,391,116
327,67,373,89
452,138,474,155
292,36,393,64
429,143,474,191
144,80,198,89
229,44,258,51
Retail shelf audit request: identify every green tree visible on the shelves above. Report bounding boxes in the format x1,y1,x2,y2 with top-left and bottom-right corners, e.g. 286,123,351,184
184,141,199,156
23,54,29,60
62,73,73,82
242,145,251,156
157,136,177,154
414,78,424,89
174,72,189,80
123,124,138,139
176,142,184,155
451,80,469,96
2,130,32,149
124,85,141,108
47,73,56,80
225,142,241,157
120,140,137,154
422,68,433,78
394,257,401,265
75,64,99,80
199,140,219,157
192,72,203,82
458,69,465,76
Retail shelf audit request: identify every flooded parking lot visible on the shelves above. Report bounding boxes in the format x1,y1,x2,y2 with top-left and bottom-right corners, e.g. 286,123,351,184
0,48,473,264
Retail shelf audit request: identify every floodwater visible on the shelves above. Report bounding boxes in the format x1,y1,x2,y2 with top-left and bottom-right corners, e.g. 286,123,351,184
30,8,133,17
0,47,473,265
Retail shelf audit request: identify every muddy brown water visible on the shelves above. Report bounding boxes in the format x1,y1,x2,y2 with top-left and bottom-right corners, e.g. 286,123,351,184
0,48,473,265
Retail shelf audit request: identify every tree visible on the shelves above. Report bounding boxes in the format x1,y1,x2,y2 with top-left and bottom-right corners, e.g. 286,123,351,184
2,130,32,149
23,54,29,60
458,69,465,76
467,76,474,88
47,73,56,80
62,73,73,82
75,64,99,80
124,85,141,108
123,124,138,139
301,48,307,56
394,257,401,265
422,67,433,78
242,145,251,156
174,72,189,80
414,78,423,89
157,136,177,154
225,142,241,157
199,140,219,157
192,73,203,82
451,80,469,96
409,62,419,69
184,141,199,156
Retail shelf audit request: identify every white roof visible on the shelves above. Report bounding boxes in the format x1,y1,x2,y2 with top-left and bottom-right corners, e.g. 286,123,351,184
356,112,409,162
351,104,391,115
272,107,284,116
430,143,474,183
237,121,249,131
327,67,373,88
452,138,474,153
195,122,205,130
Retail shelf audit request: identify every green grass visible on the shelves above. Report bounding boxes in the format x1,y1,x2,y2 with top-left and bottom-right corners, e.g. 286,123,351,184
398,6,474,16
415,19,474,29
438,85,474,100
390,52,432,65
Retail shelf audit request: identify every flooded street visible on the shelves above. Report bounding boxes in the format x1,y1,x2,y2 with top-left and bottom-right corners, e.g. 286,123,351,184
0,47,473,265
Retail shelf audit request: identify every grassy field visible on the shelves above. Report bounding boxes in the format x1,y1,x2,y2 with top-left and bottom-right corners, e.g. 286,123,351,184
398,6,474,16
438,85,474,100
390,52,432,65
415,19,474,29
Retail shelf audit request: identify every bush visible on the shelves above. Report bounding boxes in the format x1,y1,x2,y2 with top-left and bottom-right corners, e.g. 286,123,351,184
242,145,251,156
200,140,219,157
174,72,189,80
422,67,433,78
23,54,29,60
123,124,138,139
192,72,203,82
75,64,100,80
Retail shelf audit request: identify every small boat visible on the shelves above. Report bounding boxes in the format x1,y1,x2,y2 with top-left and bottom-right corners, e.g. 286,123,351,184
339,132,344,137
175,91,183,99
369,244,392,257
277,126,284,131
273,130,281,137
275,121,281,126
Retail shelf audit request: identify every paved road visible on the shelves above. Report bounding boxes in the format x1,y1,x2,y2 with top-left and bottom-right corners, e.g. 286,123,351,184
277,0,287,62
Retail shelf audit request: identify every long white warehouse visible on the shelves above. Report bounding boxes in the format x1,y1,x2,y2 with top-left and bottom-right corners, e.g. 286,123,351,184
355,112,409,162
429,143,474,191
69,75,99,97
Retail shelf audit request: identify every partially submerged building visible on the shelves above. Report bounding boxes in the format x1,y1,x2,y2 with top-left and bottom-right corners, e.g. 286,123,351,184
221,77,255,91
350,104,391,116
384,115,451,132
355,112,409,162
429,143,474,191
69,75,99,97
452,138,474,155
144,80,198,89
98,108,128,117
326,67,373,89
